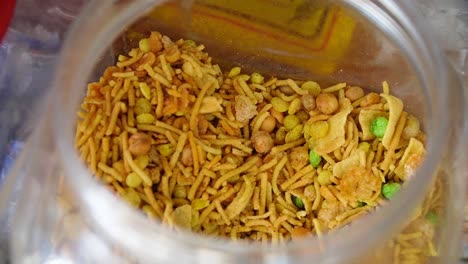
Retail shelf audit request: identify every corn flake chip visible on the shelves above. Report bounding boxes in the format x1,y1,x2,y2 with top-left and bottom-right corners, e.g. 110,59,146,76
199,96,223,114
380,94,403,149
395,137,425,180
171,204,192,230
314,98,352,155
333,149,365,178
225,177,254,220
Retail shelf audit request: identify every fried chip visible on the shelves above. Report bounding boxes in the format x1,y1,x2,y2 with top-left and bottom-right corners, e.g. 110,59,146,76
380,94,403,149
394,137,425,180
225,177,255,220
333,149,365,178
171,204,193,230
314,98,352,155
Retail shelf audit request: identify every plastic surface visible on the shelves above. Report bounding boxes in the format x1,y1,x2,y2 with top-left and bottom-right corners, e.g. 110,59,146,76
2,0,466,263
0,0,86,261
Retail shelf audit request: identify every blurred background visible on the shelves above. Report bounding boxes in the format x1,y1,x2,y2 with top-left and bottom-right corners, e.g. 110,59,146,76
0,0,466,262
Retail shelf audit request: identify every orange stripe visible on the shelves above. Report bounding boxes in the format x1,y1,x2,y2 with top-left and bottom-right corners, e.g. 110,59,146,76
193,6,339,52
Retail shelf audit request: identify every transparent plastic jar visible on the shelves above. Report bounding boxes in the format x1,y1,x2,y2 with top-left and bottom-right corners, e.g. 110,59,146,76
7,0,467,263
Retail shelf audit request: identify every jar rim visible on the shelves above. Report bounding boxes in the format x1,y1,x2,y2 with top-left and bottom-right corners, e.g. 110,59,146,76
52,0,452,261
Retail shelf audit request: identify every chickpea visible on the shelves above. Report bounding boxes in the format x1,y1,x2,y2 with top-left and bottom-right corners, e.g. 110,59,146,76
301,94,316,111
260,115,277,133
345,86,365,101
360,92,380,107
316,93,339,114
181,145,193,166
251,131,274,154
128,133,152,156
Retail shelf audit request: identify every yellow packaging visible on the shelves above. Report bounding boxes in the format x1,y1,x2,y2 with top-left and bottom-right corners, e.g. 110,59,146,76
125,0,356,75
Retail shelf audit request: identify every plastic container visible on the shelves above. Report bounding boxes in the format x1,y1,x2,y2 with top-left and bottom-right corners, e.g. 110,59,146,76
0,0,86,260
6,0,467,263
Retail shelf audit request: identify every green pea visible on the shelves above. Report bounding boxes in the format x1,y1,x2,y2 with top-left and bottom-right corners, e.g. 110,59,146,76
382,182,401,199
426,211,439,225
309,150,321,168
371,117,389,139
292,196,305,210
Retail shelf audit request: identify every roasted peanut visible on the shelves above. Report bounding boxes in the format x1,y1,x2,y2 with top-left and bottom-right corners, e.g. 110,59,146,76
260,115,276,133
345,86,364,102
360,92,380,107
316,93,339,114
